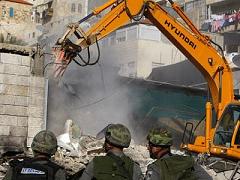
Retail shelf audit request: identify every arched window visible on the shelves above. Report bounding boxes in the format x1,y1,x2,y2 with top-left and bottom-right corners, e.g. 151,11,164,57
78,3,82,13
71,3,75,12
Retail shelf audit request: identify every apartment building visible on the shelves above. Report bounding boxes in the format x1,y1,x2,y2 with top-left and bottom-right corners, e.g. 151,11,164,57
99,21,185,79
206,0,240,53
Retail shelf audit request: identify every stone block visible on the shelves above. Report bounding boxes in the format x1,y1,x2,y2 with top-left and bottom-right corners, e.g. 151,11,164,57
0,126,10,136
0,105,4,114
28,106,44,118
3,74,29,86
29,96,44,106
16,76,30,86
4,64,30,76
8,136,26,147
2,74,17,85
14,96,29,106
1,54,22,65
0,74,3,83
0,84,3,93
0,115,17,126
17,116,28,126
29,87,44,96
21,58,31,67
0,64,3,73
4,105,28,116
28,127,42,138
0,136,10,146
30,77,45,88
10,126,27,136
28,117,43,127
2,84,29,96
0,95,28,106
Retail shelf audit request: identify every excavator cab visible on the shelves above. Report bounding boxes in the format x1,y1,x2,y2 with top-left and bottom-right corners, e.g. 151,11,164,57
214,104,240,148
183,103,240,160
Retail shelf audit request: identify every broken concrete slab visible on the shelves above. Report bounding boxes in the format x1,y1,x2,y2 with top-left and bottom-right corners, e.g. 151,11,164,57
0,43,35,56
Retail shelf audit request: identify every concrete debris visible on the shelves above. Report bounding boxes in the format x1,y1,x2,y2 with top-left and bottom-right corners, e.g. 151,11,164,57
57,119,82,157
54,135,105,175
124,142,152,172
0,162,8,179
0,43,35,56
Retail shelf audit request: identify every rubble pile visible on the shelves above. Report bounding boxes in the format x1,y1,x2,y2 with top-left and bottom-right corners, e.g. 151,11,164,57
0,162,7,180
54,135,105,175
0,119,238,180
124,142,153,172
54,135,152,175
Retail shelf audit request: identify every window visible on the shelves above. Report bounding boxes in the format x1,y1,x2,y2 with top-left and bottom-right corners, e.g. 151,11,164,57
32,32,35,38
9,7,14,17
78,3,82,13
71,3,76,12
116,30,126,43
139,25,160,41
214,105,240,146
127,27,138,41
2,6,6,17
110,35,116,45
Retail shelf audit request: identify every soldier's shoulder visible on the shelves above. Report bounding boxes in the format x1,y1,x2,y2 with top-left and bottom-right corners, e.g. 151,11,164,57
9,157,31,167
147,161,159,171
48,159,65,170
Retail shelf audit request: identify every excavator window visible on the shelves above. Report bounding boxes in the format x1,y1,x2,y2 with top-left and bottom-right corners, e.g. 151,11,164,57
214,105,240,147
235,126,240,145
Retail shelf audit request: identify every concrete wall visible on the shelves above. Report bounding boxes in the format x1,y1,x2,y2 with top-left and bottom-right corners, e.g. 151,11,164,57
0,51,46,152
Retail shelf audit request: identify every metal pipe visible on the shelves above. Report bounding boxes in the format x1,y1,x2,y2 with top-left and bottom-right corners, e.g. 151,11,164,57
205,101,212,152
78,12,94,24
219,67,223,103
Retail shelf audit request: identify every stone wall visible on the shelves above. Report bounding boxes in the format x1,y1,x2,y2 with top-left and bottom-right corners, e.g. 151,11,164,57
0,1,32,24
0,45,46,153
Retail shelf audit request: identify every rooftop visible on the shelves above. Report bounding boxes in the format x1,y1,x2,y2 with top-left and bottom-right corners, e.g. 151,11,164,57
3,0,33,5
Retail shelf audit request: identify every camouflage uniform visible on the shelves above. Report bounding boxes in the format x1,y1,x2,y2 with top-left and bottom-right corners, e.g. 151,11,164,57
79,124,143,180
145,128,197,180
3,130,66,180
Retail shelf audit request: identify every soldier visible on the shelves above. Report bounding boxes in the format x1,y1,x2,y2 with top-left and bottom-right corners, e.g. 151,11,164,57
145,127,197,180
79,123,143,180
3,130,66,180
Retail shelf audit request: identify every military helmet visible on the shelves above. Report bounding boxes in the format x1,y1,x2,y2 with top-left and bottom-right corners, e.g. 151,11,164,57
31,130,57,155
105,124,131,148
147,127,173,146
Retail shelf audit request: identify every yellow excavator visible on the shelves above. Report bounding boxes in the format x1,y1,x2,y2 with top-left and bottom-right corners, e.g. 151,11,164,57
53,0,240,161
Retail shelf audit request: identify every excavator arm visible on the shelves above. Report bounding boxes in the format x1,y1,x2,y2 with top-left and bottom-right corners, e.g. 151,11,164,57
54,0,240,160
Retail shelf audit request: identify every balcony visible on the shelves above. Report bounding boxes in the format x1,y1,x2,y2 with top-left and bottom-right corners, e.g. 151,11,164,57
206,0,225,5
201,11,240,33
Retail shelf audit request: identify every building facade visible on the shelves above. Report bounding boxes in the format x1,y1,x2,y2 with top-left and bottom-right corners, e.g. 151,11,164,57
186,0,240,53
0,0,39,45
100,23,186,78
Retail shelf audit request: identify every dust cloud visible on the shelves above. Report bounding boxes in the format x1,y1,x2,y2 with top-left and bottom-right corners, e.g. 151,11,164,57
45,44,135,138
